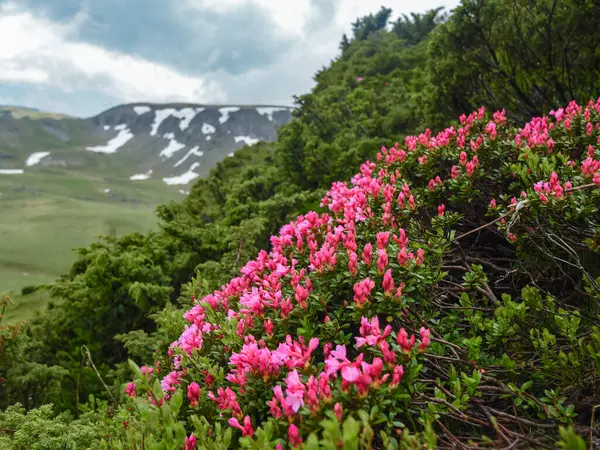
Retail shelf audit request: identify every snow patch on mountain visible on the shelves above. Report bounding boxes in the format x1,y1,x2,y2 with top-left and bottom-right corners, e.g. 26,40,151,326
130,169,153,180
103,125,110,131
134,105,151,115
150,107,205,135
174,146,203,168
150,109,175,136
0,169,24,174
163,162,200,185
178,107,203,130
87,124,134,153
256,107,287,121
26,151,50,167
202,122,216,134
218,107,240,124
234,136,260,146
159,139,186,159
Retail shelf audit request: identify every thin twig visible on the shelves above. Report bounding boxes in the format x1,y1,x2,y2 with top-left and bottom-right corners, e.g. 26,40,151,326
454,210,513,242
81,345,116,404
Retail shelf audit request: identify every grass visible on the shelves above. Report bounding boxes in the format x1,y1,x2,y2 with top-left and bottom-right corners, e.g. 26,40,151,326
2,289,53,324
0,168,180,323
0,106,73,120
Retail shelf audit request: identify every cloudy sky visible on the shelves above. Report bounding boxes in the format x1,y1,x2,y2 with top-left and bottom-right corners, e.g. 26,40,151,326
0,0,459,117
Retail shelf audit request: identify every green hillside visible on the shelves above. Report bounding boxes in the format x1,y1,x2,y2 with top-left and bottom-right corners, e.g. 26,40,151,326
0,168,180,322
0,103,290,316
0,105,73,120
2,1,600,448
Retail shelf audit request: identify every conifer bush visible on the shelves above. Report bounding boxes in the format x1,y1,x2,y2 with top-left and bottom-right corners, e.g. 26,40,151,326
124,99,600,449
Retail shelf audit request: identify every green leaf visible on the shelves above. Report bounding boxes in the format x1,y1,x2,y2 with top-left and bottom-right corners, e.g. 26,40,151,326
170,391,183,416
128,359,143,379
342,416,360,450
152,379,164,401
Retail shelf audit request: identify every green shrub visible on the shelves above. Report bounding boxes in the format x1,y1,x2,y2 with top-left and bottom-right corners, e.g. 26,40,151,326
123,101,600,448
21,285,38,296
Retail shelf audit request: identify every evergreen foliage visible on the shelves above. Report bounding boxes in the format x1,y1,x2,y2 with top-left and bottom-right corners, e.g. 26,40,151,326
2,0,600,447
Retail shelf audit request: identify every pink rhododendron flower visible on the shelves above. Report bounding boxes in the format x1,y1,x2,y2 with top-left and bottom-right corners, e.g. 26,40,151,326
284,370,306,413
397,247,408,266
377,248,389,274
334,402,343,421
289,424,302,447
376,231,390,249
493,108,506,125
353,278,375,306
228,416,254,437
185,434,197,450
141,365,153,379
485,121,497,140
324,344,350,377
341,365,360,383
390,365,404,387
161,370,183,394
382,268,394,295
208,387,242,417
550,107,565,121
361,243,372,265
418,327,431,352
295,284,309,309
125,382,136,397
416,248,425,265
264,318,274,336
356,316,392,348
348,251,358,276
394,282,406,299
397,328,415,352
187,382,200,407
451,165,460,179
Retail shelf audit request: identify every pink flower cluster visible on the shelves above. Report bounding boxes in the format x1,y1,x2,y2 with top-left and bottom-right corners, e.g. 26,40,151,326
228,335,319,387
581,148,600,188
534,171,572,203
141,98,600,448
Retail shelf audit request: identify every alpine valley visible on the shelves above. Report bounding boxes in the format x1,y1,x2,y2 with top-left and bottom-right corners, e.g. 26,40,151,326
0,103,292,313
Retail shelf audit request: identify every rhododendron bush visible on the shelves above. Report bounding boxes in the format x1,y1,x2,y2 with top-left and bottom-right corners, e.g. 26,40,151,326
123,100,600,449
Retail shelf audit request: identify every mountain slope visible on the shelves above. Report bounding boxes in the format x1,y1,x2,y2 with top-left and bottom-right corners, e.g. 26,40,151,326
0,103,293,185
0,103,293,302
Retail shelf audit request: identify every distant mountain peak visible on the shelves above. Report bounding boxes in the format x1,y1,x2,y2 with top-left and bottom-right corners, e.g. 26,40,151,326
0,102,294,188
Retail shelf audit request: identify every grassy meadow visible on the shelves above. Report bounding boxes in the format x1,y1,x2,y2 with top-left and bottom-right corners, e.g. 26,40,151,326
0,168,180,323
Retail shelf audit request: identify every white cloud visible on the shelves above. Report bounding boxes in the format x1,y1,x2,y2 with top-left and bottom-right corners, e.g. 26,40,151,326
204,0,461,106
189,0,313,36
0,4,226,108
189,0,458,38
0,0,461,116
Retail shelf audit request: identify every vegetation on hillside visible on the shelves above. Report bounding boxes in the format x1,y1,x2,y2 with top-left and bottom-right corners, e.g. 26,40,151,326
121,96,600,450
2,0,600,448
